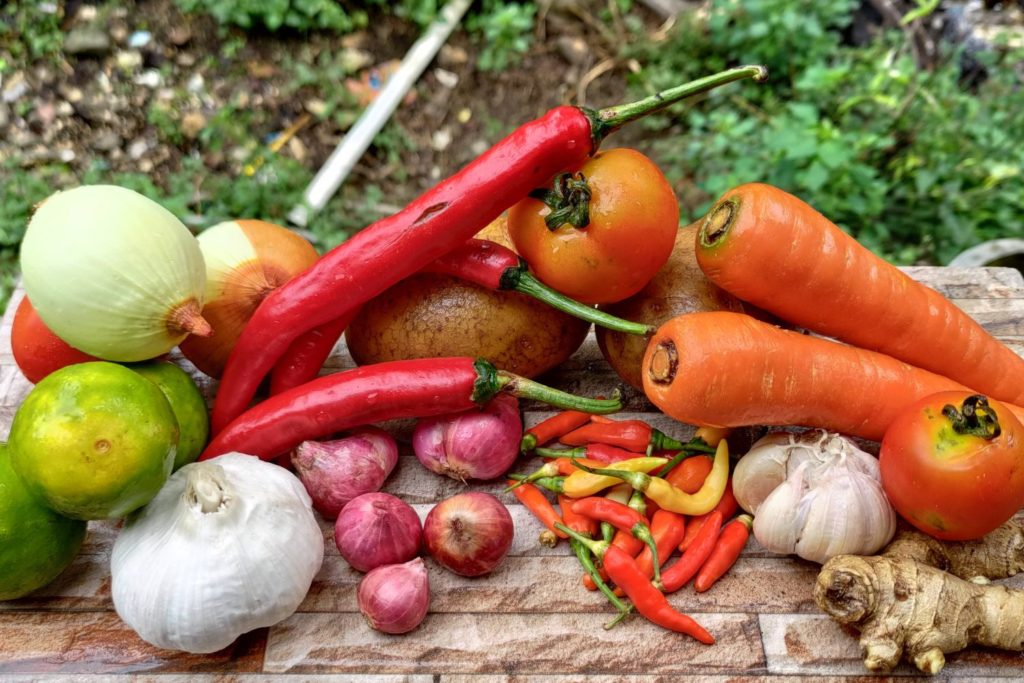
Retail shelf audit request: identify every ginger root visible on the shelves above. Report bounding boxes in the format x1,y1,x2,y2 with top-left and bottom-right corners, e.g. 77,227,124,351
814,519,1024,674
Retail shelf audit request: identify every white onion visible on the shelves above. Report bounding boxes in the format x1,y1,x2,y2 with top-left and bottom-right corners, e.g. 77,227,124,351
20,185,209,362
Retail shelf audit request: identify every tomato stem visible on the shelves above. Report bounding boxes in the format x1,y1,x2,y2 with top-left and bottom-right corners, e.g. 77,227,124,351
529,172,592,230
942,394,1001,439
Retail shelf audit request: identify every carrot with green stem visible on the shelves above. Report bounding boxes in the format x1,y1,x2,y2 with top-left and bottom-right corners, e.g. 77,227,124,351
642,311,1024,442
695,183,1024,406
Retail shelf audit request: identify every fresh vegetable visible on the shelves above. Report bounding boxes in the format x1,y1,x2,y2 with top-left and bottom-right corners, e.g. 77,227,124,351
412,393,521,481
660,511,724,593
560,418,688,453
110,453,323,653
334,492,422,573
559,494,599,538
520,409,593,452
557,523,714,643
508,148,679,305
269,310,357,395
734,431,896,564
880,393,1024,541
596,224,746,390
0,443,87,601
634,509,686,581
291,427,399,519
9,362,178,520
180,219,319,379
695,182,1024,407
20,185,209,362
815,520,1024,674
665,454,714,495
570,497,660,582
211,66,768,434
570,440,729,516
507,479,566,544
357,558,430,635
679,482,737,552
200,357,620,462
424,492,514,577
694,514,752,593
642,311,1024,441
130,360,210,471
570,537,629,617
11,295,97,384
562,456,668,498
535,443,641,464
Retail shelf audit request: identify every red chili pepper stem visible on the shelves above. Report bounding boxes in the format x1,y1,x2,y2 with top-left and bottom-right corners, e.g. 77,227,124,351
535,446,585,459
630,522,661,586
569,537,630,617
627,487,648,519
502,264,654,336
483,360,621,413
505,473,565,495
504,462,561,492
654,439,717,477
588,64,768,145
574,461,652,492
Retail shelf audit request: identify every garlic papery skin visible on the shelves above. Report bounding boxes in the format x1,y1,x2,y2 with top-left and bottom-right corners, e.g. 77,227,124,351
110,453,324,653
20,185,209,362
180,219,319,378
738,431,897,565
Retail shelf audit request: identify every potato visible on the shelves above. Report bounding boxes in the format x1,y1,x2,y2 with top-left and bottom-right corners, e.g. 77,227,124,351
345,272,590,379
596,224,746,390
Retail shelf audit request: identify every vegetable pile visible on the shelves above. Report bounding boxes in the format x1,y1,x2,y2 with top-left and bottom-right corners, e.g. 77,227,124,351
3,62,1024,676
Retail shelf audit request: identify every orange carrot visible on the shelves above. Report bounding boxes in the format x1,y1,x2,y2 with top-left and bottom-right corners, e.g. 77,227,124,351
694,183,1024,406
642,311,1024,442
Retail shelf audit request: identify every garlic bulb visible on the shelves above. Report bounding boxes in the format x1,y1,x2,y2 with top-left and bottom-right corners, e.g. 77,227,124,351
20,185,209,362
111,453,324,653
734,431,896,564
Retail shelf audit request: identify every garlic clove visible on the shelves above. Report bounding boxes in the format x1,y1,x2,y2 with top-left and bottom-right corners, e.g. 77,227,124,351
752,463,808,555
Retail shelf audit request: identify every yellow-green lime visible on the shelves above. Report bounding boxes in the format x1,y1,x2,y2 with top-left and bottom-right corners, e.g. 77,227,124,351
130,361,209,470
0,443,87,600
8,361,179,520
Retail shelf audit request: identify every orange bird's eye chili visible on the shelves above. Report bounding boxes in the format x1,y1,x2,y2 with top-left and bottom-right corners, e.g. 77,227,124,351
557,524,715,643
209,66,768,434
693,514,753,593
559,494,599,538
659,511,725,593
508,479,566,545
200,357,620,462
520,409,594,453
665,454,714,494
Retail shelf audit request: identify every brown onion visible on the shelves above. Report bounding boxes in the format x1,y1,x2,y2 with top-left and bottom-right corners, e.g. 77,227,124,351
357,557,430,634
291,427,398,519
412,394,521,481
423,492,513,577
335,492,422,572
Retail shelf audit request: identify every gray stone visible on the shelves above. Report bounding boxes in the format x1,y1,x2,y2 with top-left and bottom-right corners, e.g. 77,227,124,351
180,111,206,140
133,69,162,89
64,26,111,56
186,73,205,94
128,31,153,49
127,138,151,160
115,50,143,72
434,68,459,89
92,130,122,151
2,72,29,103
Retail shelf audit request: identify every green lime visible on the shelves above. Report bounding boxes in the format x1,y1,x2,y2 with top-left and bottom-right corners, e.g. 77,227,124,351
0,443,87,600
130,361,209,470
9,361,179,520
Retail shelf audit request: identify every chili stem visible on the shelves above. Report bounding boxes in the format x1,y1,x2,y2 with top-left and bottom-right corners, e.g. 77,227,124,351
492,368,621,414
591,65,768,140
570,538,629,615
510,269,654,336
654,438,716,477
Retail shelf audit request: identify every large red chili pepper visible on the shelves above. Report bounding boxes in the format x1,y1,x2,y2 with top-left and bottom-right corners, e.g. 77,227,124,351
634,509,687,580
520,409,593,453
693,514,753,593
557,524,714,643
200,357,620,461
210,66,768,433
508,479,566,545
659,510,724,593
269,239,652,394
570,497,661,584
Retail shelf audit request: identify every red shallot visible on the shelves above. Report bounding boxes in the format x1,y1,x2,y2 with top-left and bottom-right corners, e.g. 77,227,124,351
424,492,513,577
357,558,430,634
335,492,422,572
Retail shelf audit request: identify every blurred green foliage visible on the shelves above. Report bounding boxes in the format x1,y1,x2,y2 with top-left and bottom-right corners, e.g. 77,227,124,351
628,0,1024,264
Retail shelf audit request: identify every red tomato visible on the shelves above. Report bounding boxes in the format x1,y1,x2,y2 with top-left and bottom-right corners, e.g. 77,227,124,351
11,295,97,384
879,392,1024,541
507,147,679,305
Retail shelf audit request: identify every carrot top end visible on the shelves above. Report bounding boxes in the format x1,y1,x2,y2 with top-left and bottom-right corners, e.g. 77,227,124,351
699,197,741,250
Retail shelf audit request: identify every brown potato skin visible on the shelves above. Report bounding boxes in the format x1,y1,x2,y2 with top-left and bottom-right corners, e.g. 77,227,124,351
346,273,591,379
597,224,746,390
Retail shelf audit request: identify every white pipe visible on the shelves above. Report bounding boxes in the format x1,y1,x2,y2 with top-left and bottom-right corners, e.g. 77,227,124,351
288,0,474,227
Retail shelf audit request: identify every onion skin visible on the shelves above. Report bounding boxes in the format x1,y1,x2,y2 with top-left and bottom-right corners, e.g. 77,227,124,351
335,492,423,572
291,427,399,519
357,558,430,634
412,394,522,481
424,492,513,577
181,219,319,378
21,185,209,362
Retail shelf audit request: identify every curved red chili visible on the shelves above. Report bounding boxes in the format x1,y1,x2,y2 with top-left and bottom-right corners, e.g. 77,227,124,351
634,509,687,580
520,410,593,452
659,510,724,593
268,308,358,395
535,443,639,463
212,66,768,432
694,514,753,593
561,419,688,453
201,357,620,461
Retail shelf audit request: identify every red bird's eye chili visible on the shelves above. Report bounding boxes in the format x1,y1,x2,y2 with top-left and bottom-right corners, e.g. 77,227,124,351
269,239,653,395
560,419,688,454
557,524,715,643
634,510,687,580
210,66,768,433
508,479,566,545
665,454,714,494
570,497,661,584
693,514,753,593
200,357,620,461
659,510,724,593
535,443,639,464
520,409,593,453
559,494,599,538
679,480,738,552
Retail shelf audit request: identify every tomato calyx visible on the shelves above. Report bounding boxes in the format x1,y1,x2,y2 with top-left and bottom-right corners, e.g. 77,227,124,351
941,394,1001,439
529,172,592,231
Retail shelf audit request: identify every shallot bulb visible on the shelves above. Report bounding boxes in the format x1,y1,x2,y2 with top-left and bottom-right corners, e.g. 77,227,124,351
412,393,522,481
335,492,422,572
424,492,513,577
357,558,430,634
291,427,399,519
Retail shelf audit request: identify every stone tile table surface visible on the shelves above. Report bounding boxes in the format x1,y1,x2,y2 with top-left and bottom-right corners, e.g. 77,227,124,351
2,268,1024,680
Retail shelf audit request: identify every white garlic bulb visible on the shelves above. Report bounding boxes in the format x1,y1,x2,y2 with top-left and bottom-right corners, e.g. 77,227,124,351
111,453,324,653
734,431,896,565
